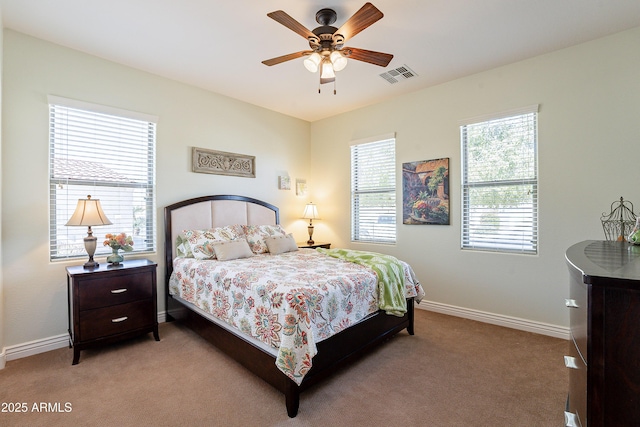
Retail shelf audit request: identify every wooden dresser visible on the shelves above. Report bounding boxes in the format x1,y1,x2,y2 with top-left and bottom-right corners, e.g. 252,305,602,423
565,240,640,426
67,259,159,364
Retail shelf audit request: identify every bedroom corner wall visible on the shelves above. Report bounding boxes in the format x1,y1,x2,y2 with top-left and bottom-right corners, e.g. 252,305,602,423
1,30,311,352
309,26,640,331
0,9,5,369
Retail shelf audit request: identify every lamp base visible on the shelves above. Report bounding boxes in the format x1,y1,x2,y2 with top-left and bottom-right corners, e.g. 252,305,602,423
83,260,99,269
83,233,99,269
307,224,315,245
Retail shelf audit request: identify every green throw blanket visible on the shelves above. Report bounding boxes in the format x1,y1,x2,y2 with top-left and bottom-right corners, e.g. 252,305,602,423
317,248,407,317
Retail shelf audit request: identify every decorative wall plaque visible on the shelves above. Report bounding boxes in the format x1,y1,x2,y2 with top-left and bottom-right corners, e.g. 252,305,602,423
192,147,255,178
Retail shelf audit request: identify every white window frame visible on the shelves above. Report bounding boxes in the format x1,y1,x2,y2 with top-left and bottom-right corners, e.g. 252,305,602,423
350,134,397,244
460,105,539,254
48,96,157,261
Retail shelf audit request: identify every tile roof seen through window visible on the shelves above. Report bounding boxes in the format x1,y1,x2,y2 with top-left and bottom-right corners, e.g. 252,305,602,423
52,158,133,183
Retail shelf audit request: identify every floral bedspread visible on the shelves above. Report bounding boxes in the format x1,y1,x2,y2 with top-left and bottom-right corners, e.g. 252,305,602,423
169,249,424,385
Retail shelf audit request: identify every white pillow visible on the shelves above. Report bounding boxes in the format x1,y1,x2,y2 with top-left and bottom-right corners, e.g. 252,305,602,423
212,239,254,261
265,234,299,255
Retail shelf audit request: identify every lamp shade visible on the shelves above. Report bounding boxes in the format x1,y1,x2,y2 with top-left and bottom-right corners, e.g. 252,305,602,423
302,203,320,220
330,51,348,71
303,52,322,73
66,195,113,227
320,59,335,79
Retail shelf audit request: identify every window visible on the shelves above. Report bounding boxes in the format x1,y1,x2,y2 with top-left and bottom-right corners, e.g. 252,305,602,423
350,135,396,243
49,96,157,261
461,106,538,254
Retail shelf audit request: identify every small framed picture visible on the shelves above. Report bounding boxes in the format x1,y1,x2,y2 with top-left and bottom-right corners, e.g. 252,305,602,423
296,179,307,196
278,176,291,190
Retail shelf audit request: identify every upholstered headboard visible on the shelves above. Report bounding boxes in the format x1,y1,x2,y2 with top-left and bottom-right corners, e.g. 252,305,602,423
164,195,279,282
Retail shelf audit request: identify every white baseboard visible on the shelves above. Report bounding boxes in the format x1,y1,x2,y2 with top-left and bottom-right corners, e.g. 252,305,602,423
3,305,567,364
5,312,168,362
416,300,570,340
5,333,69,362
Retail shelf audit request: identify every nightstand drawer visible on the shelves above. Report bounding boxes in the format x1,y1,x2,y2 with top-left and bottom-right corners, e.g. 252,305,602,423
67,259,159,364
79,299,155,341
78,271,153,311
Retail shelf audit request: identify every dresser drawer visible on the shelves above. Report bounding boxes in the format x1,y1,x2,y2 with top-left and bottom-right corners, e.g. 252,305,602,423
568,269,588,361
79,299,155,341
566,336,587,427
78,270,153,311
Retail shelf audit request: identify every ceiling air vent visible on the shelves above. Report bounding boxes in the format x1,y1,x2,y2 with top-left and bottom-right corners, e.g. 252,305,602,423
379,65,418,84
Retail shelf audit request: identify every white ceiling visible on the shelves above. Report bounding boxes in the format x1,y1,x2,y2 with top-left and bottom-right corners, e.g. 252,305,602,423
2,0,640,122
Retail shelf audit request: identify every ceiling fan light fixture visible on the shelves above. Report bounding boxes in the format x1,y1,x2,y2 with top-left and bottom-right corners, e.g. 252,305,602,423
330,51,348,71
303,52,322,73
263,3,392,95
320,59,335,79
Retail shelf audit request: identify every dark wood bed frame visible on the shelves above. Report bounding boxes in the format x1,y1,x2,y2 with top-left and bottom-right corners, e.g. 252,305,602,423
164,195,415,417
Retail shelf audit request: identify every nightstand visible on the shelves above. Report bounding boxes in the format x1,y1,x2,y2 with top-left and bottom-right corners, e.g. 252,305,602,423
66,259,159,365
297,242,331,249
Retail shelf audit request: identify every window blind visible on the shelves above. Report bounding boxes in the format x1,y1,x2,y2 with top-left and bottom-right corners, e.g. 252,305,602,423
49,98,157,261
461,109,538,254
351,138,396,243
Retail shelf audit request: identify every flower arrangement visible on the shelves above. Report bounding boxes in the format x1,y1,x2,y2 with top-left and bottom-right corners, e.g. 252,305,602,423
413,199,429,219
103,233,134,252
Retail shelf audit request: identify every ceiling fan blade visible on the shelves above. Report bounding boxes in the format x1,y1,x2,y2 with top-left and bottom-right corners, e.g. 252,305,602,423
262,51,312,66
334,3,384,42
344,47,393,67
267,10,317,41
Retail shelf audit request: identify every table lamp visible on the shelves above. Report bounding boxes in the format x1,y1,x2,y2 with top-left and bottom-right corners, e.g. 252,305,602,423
302,202,320,244
65,195,113,268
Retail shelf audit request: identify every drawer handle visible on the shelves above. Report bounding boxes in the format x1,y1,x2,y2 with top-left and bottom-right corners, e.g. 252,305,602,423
565,299,579,308
564,410,579,427
111,316,128,323
111,288,128,294
564,356,579,369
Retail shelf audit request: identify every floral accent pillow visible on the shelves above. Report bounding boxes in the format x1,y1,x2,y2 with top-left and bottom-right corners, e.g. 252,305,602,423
183,226,242,259
241,224,287,254
175,235,194,258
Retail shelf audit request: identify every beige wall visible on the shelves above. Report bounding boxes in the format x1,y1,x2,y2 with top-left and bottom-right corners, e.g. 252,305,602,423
1,30,311,347
3,25,640,352
310,26,640,328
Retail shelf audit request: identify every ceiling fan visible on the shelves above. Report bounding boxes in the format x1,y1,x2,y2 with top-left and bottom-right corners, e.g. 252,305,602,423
262,3,393,93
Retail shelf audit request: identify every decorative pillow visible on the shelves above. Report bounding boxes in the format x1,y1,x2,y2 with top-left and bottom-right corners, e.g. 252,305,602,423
175,235,193,258
212,239,254,261
265,234,299,255
241,224,288,254
183,226,241,260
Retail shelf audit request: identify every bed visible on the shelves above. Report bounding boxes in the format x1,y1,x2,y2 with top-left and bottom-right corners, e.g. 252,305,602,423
164,194,424,417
